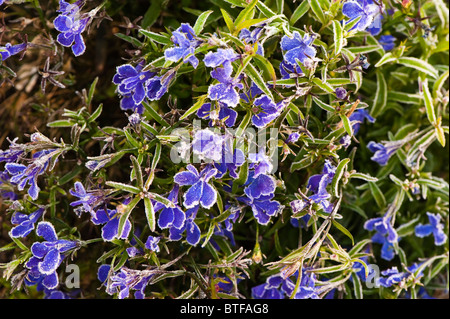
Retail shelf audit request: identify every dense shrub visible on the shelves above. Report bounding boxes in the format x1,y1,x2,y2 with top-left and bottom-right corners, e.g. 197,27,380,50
0,0,448,299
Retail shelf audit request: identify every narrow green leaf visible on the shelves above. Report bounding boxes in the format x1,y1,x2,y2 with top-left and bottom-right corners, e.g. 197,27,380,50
422,78,437,125
348,172,378,182
308,0,326,24
332,20,344,55
179,95,207,120
244,63,273,100
144,197,156,232
369,182,386,209
139,29,171,45
193,10,213,35
87,103,103,123
143,101,170,127
374,52,397,67
370,71,387,118
221,9,235,33
105,181,140,194
117,196,141,237
47,120,76,128
253,54,277,84
130,155,144,190
202,222,217,248
123,127,140,148
340,113,353,137
235,0,258,28
331,158,350,197
332,219,354,245
290,0,310,25
115,32,143,47
352,272,363,299
397,57,439,79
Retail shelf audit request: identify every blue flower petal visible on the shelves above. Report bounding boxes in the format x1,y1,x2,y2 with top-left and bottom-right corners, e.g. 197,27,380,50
42,272,59,289
36,221,58,242
38,248,61,275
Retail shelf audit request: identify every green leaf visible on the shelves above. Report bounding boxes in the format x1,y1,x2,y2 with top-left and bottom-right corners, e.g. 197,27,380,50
244,63,274,100
308,0,326,24
143,101,170,127
369,182,386,209
332,20,344,55
348,172,378,182
290,0,310,25
179,94,207,120
235,18,267,33
312,77,335,93
397,57,439,79
130,155,144,190
339,113,353,137
352,272,363,299
201,222,217,248
374,52,397,67
142,0,163,28
421,78,437,125
87,103,103,123
139,29,171,45
253,54,277,84
332,219,354,245
124,127,140,148
370,71,387,118
193,10,213,35
117,196,141,238
47,119,76,128
331,158,350,197
313,96,335,112
144,197,156,232
256,1,277,18
347,45,381,55
114,32,143,47
105,181,140,194
221,8,235,33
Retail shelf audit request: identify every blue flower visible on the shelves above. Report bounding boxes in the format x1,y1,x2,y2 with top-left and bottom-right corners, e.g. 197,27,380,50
342,0,383,35
203,48,239,69
364,213,399,261
239,27,264,55
252,269,319,299
54,1,90,56
25,222,78,289
367,140,401,166
192,129,225,162
197,102,238,127
285,132,300,144
145,236,161,253
335,87,348,100
376,267,407,288
69,181,105,215
248,148,273,177
280,31,316,66
415,212,447,246
169,205,202,246
251,94,284,128
240,81,263,103
174,164,218,209
153,184,186,230
5,149,56,200
91,207,132,241
207,63,244,108
238,194,281,225
349,109,376,135
279,59,304,80
204,49,243,108
109,267,153,299
10,208,44,238
0,138,24,163
112,62,156,114
243,171,276,200
164,23,201,68
1,42,27,61
379,35,396,51
214,142,245,179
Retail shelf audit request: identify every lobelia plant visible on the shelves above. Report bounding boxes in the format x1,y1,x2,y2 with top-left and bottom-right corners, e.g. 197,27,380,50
0,0,448,301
